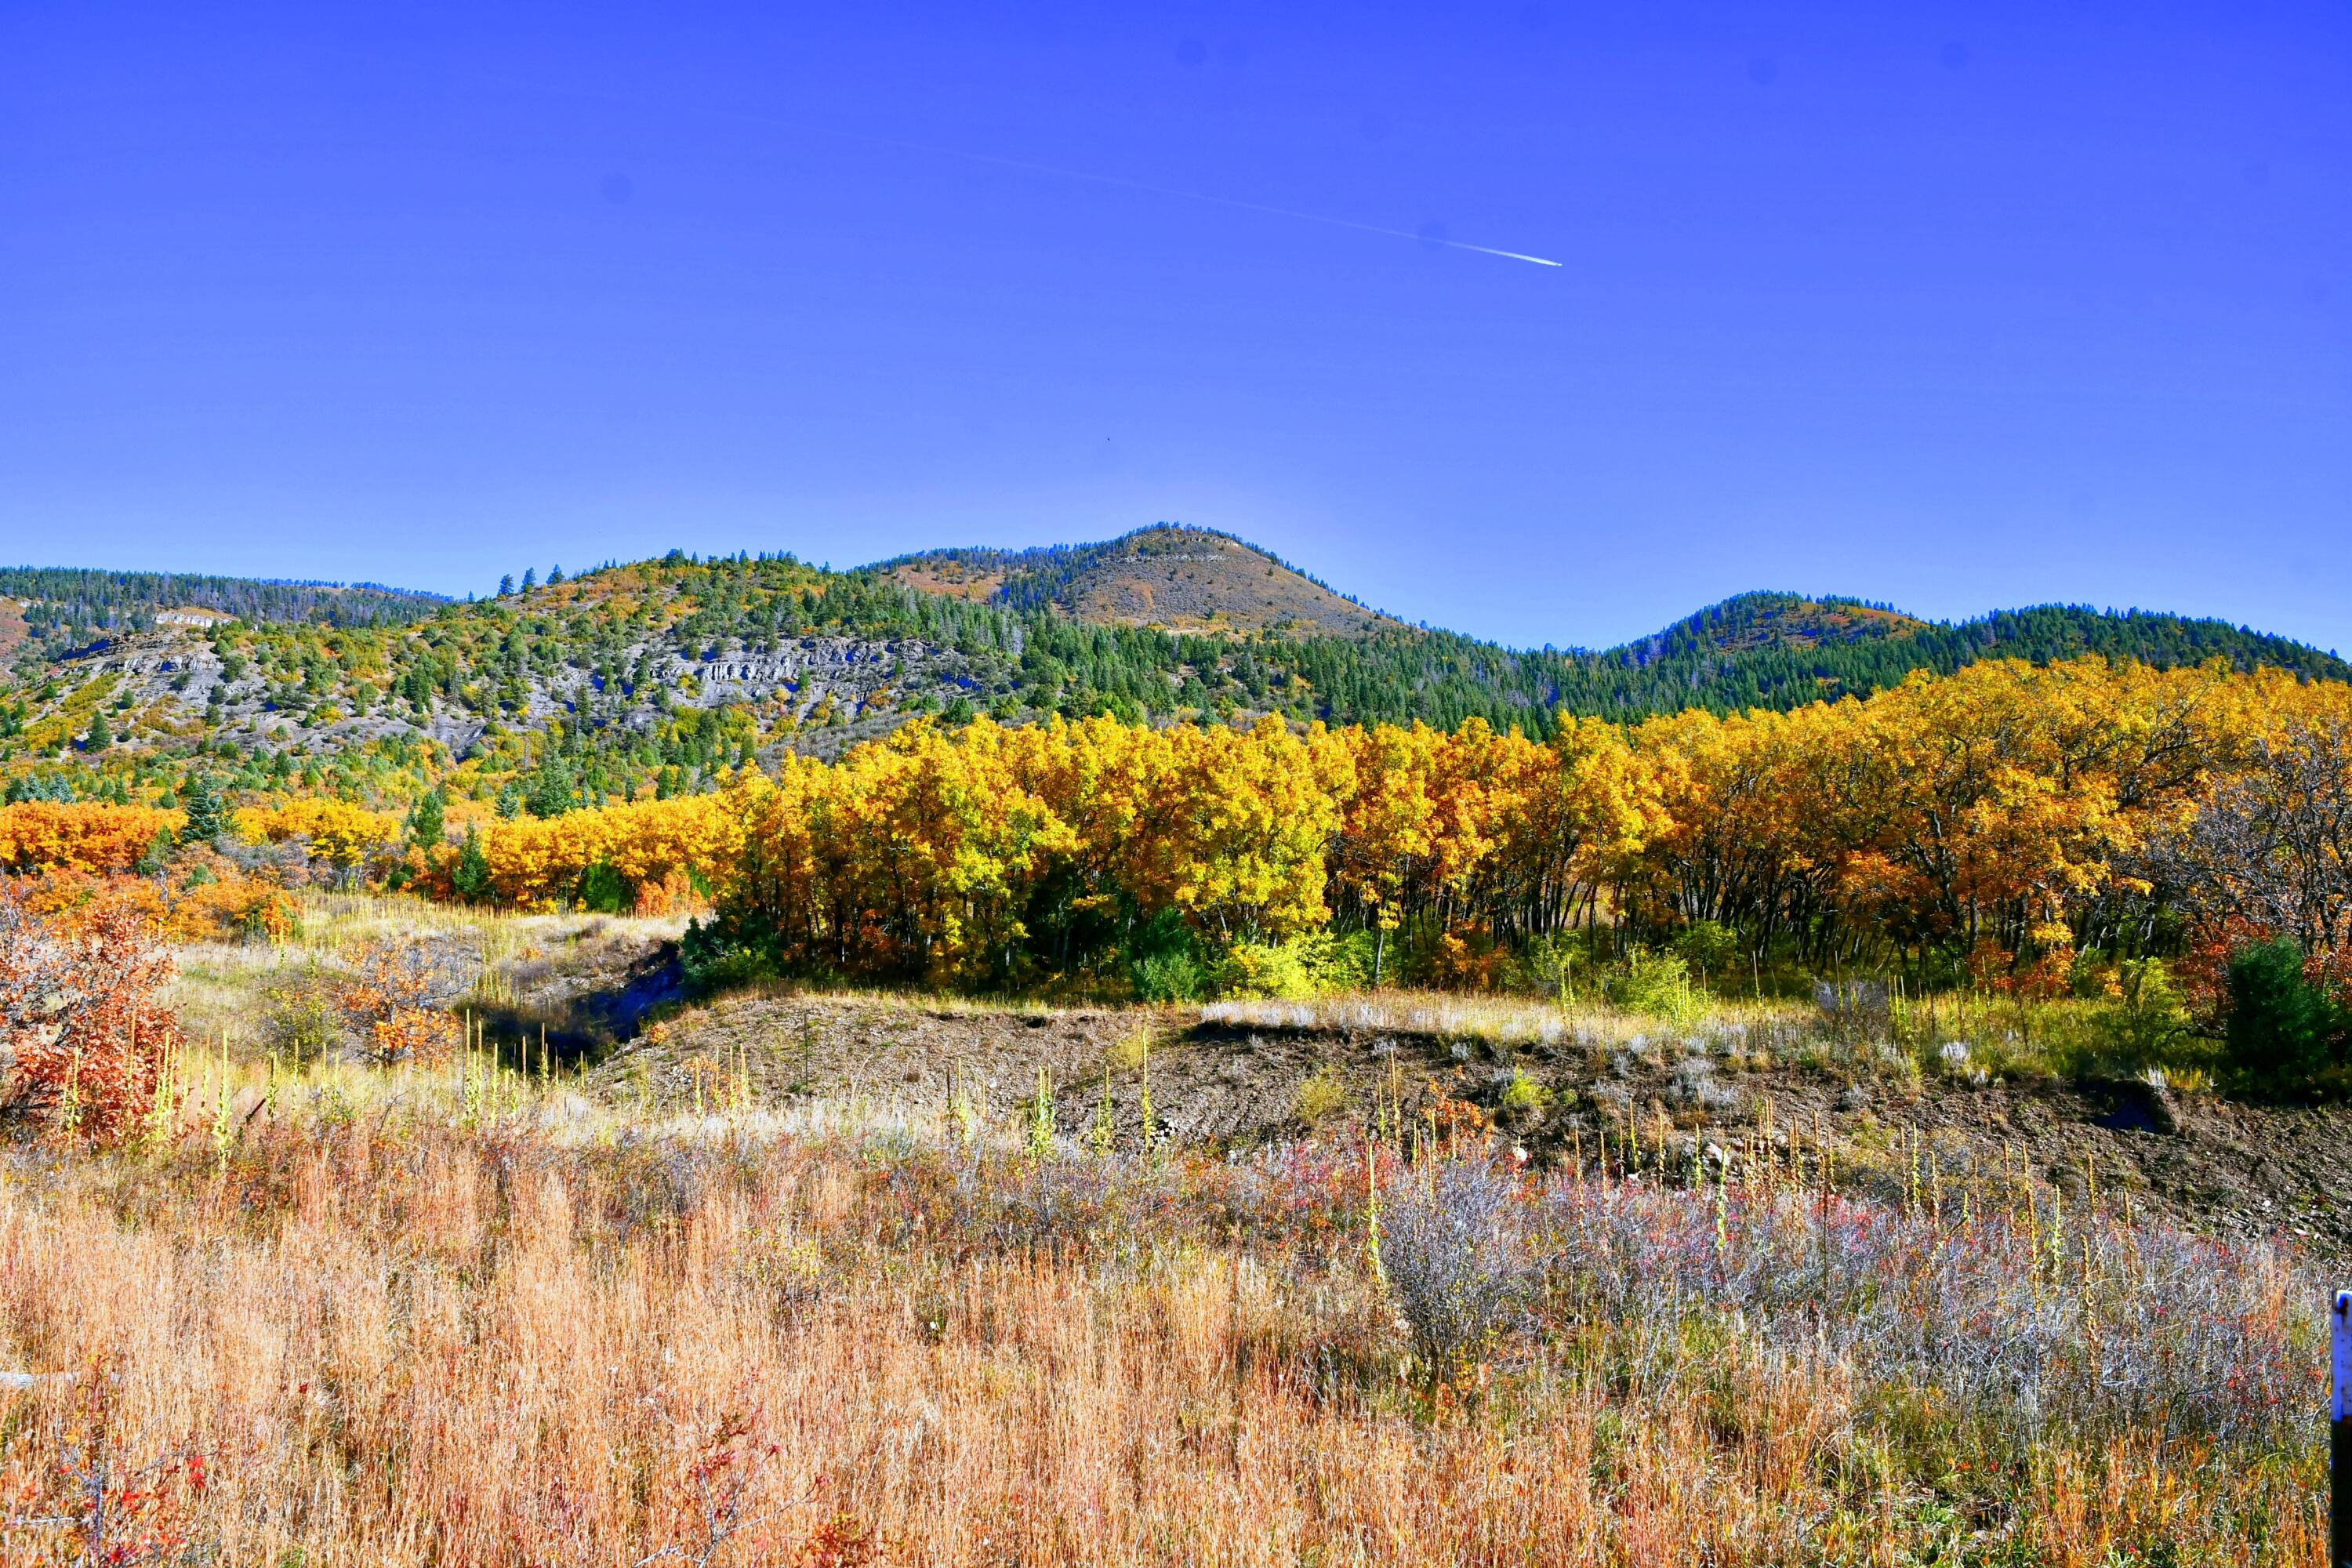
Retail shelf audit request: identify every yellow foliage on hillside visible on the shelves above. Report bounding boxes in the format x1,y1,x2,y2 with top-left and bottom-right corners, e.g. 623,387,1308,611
700,657,2352,987
468,793,742,909
16,674,118,753
235,799,404,870
7,655,2344,993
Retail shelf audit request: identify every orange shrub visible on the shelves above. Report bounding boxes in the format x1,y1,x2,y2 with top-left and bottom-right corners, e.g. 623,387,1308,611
19,852,299,946
633,863,701,916
162,873,299,944
0,888,182,1143
16,866,111,921
14,867,171,938
0,801,182,875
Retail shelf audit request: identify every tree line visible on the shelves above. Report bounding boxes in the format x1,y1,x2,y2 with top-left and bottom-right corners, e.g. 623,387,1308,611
657,657,2349,1005
5,654,2347,1037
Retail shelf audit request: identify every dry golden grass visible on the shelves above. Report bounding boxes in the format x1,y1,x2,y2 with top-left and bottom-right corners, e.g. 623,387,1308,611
162,893,691,1060
0,1070,2321,1565
0,897,2321,1563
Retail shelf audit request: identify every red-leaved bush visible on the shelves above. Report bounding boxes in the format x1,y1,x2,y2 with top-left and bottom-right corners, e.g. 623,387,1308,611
0,884,182,1143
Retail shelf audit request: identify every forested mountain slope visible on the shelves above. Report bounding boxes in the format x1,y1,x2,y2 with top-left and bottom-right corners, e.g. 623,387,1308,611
1572,592,2347,718
0,566,445,664
0,536,2341,819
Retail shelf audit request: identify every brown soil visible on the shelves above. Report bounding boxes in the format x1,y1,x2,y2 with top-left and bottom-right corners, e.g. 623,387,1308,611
884,563,1010,603
584,984,2352,1266
884,528,1396,639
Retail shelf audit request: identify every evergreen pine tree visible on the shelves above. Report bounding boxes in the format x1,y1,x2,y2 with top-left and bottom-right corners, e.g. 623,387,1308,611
180,771,227,842
499,575,515,596
521,568,537,591
524,758,576,818
452,828,492,902
134,825,174,877
407,787,447,848
83,711,111,750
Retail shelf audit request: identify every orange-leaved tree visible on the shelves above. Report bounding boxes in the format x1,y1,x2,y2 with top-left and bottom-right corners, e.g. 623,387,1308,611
336,938,464,1065
0,801,183,875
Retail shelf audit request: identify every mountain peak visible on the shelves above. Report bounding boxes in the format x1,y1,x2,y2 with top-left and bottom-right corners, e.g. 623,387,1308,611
877,524,1395,638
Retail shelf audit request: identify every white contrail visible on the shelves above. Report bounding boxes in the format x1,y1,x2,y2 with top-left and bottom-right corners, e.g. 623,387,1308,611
818,125,1565,268
453,66,1565,270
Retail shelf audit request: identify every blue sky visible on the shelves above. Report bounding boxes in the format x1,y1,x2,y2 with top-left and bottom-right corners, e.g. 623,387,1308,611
2,2,2346,654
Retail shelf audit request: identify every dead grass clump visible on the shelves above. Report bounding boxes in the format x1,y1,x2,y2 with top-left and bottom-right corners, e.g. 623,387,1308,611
1106,1023,1153,1073
1291,1063,1349,1127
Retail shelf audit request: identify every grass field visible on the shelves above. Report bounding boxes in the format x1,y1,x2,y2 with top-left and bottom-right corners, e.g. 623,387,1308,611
0,1058,2326,1561
0,897,2333,1563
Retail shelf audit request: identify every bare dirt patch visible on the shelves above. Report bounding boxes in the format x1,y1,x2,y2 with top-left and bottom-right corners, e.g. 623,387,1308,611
590,989,2352,1264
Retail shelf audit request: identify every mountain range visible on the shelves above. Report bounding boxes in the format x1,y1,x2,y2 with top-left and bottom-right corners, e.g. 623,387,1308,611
2,526,2342,808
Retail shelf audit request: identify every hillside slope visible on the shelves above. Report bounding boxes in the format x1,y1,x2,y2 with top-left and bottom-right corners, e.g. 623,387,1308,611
880,524,1392,637
1,554,1009,810
1,542,2343,820
1586,591,2347,714
0,564,445,652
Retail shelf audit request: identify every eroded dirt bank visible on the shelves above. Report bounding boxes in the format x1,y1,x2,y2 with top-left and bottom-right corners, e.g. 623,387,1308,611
583,984,2352,1262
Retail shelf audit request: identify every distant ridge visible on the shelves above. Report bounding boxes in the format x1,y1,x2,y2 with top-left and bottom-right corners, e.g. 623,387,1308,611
2,532,2343,808
866,529,2347,721
0,565,446,650
1609,590,2347,691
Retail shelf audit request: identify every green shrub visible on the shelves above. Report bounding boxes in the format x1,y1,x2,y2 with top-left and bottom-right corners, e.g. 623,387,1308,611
1608,946,1704,1022
1301,930,1376,992
680,912,779,995
2224,939,2342,1092
1672,920,1743,987
578,862,633,915
524,759,579,819
404,786,445,850
1133,949,1206,1004
180,771,229,842
2091,958,2193,1069
132,826,175,878
1497,1069,1554,1117
1516,934,1594,1003
1127,909,1205,1002
451,829,492,902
